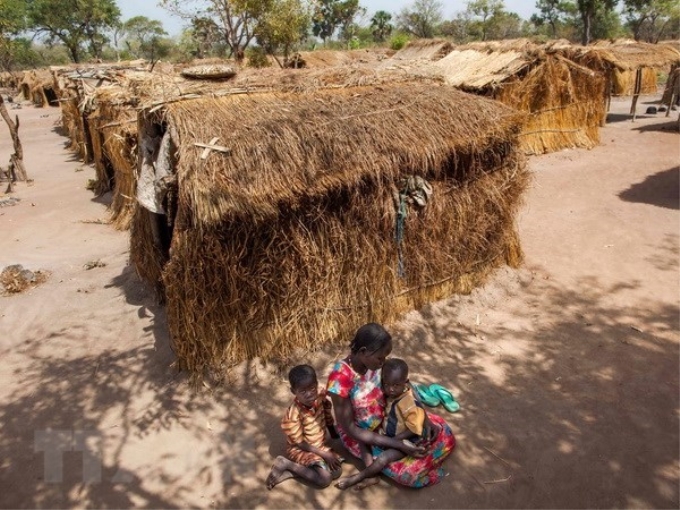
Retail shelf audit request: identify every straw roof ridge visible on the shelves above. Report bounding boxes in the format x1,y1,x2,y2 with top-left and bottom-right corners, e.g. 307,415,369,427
162,84,525,226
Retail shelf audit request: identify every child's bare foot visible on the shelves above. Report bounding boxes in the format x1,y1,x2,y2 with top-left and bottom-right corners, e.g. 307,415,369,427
335,474,379,491
266,456,295,490
352,477,380,491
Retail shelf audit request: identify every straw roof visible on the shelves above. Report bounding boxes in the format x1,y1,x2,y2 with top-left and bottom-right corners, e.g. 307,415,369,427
427,49,532,88
159,84,525,227
389,38,454,62
586,40,680,71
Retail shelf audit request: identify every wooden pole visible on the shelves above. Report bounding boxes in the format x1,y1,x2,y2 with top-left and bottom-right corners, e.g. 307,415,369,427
0,95,28,182
630,68,642,122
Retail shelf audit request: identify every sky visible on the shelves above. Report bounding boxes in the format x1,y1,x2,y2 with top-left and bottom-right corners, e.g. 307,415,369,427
117,1,539,37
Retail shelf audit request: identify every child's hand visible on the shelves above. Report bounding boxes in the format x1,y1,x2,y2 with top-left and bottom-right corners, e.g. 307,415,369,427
401,439,427,458
321,451,342,471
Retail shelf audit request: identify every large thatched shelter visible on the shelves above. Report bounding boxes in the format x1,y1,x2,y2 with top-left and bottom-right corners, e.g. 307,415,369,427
419,41,606,155
130,84,529,375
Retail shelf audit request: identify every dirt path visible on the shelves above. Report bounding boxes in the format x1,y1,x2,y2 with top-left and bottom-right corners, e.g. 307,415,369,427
0,96,678,509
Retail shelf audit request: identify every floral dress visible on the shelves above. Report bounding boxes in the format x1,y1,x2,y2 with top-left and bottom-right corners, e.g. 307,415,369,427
327,360,456,488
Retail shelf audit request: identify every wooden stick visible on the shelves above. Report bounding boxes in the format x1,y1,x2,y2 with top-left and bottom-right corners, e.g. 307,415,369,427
0,95,27,181
483,475,512,484
483,446,513,468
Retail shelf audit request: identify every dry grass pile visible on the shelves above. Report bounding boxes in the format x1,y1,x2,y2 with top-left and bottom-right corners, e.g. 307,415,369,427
130,84,529,376
0,71,21,89
0,265,49,295
426,44,606,154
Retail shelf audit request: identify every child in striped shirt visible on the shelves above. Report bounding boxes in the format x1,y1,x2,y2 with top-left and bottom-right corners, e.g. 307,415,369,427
266,364,343,490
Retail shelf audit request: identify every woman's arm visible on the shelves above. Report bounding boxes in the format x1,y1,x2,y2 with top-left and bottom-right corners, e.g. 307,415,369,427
330,394,425,456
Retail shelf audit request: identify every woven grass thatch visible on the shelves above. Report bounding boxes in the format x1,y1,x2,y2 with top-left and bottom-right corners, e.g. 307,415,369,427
423,44,606,154
283,48,394,69
130,84,529,376
385,39,453,62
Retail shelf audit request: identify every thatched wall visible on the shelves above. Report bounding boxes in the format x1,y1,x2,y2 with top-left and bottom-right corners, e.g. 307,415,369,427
427,47,606,154
131,84,529,375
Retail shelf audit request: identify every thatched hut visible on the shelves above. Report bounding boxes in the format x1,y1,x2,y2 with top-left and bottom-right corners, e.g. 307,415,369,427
19,69,59,107
130,84,529,375
420,42,606,155
283,48,394,69
588,40,680,96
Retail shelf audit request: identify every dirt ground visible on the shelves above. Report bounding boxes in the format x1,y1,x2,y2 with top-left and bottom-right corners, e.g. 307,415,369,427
0,93,678,510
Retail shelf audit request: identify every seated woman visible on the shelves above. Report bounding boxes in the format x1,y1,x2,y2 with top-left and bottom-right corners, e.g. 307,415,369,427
327,323,456,489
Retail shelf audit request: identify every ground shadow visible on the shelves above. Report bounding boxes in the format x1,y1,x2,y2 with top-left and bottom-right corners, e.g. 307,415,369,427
633,120,680,133
1,265,677,508
619,166,680,210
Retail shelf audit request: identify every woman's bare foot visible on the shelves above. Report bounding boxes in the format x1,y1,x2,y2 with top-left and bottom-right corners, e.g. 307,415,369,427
335,474,380,491
266,456,295,490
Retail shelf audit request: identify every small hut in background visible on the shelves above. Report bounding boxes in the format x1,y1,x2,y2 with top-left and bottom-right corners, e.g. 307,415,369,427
130,84,529,375
589,40,680,96
418,40,606,155
19,69,59,107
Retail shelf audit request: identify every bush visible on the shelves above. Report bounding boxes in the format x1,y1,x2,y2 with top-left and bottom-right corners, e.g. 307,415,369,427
389,33,409,51
246,46,271,68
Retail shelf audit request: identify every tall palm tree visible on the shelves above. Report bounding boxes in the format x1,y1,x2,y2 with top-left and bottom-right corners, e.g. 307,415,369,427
370,10,393,42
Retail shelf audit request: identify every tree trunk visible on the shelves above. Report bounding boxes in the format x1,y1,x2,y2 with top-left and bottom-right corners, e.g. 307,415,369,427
0,95,28,182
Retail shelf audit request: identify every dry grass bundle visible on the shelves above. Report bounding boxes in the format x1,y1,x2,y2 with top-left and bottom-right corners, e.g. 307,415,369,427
287,48,394,68
0,265,49,295
496,56,606,154
612,67,658,95
132,84,529,376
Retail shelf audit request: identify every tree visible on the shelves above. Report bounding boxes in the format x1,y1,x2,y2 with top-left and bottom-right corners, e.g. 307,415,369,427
396,0,444,39
122,16,170,63
465,0,507,41
370,10,393,42
0,0,29,71
26,0,121,63
311,0,362,44
161,0,274,61
573,0,619,45
256,0,310,64
532,0,574,37
623,0,680,42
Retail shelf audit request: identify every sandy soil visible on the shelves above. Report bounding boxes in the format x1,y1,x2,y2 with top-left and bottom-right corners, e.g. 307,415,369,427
0,94,678,509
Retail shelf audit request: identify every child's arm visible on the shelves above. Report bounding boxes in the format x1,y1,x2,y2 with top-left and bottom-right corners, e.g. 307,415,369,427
294,441,342,470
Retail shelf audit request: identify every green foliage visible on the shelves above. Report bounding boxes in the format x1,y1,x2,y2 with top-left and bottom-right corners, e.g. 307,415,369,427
256,0,310,60
311,0,362,43
370,10,393,42
160,0,274,60
396,0,444,38
389,32,410,50
122,16,169,62
623,0,680,42
26,0,121,62
246,45,271,67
